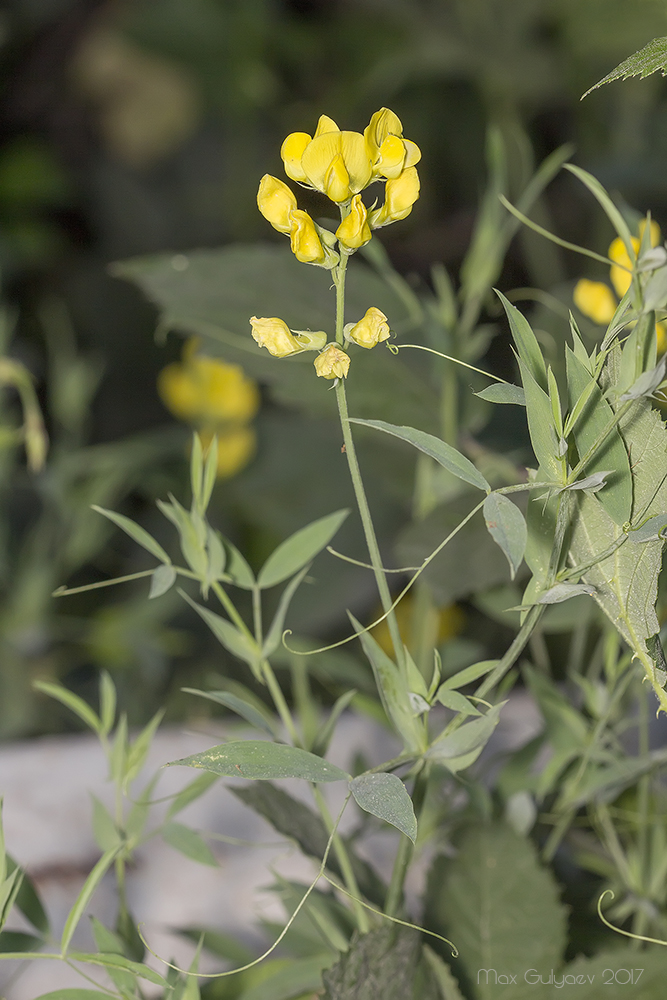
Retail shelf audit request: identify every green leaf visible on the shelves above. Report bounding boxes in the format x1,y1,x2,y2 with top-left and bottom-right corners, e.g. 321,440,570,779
536,582,596,605
180,590,261,677
168,740,350,783
230,782,385,904
98,671,116,738
322,926,439,1000
33,681,101,734
67,951,169,986
434,688,481,716
6,856,49,935
61,847,120,954
350,419,489,492
568,382,667,693
0,867,23,931
90,917,136,993
33,993,113,1000
424,824,567,1000
262,566,310,657
422,946,466,1000
124,708,164,786
237,956,329,1000
223,537,256,589
483,493,527,580
91,505,170,564
312,689,358,757
350,773,417,843
258,509,349,589
554,947,667,998
91,796,120,852
439,659,499,691
629,513,667,542
157,497,208,579
425,703,504,771
583,36,667,97
496,292,547,390
149,563,177,598
475,382,526,405
565,346,632,526
166,771,219,819
0,930,42,953
182,687,279,738
518,359,562,479
162,822,219,867
564,164,636,263
349,614,424,753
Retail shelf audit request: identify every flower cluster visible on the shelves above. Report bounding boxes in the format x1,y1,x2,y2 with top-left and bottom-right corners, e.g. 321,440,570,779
158,339,259,477
252,109,418,379
574,219,667,351
258,108,421,264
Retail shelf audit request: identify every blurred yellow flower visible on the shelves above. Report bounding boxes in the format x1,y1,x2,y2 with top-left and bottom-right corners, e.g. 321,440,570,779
573,218,667,353
371,595,464,657
314,344,350,379
345,307,390,349
158,340,259,478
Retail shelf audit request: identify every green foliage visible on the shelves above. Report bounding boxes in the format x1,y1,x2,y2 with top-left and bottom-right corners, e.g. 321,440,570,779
349,773,417,843
583,36,667,96
321,926,440,1000
169,740,350,782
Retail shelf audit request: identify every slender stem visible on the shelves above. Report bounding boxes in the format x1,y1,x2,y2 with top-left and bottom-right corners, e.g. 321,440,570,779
212,581,252,637
312,785,369,933
261,658,300,746
336,380,404,665
252,586,263,646
384,766,429,916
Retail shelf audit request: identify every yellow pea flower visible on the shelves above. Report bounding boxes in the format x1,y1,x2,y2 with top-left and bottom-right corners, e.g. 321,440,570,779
300,130,373,202
289,209,325,264
345,306,390,349
573,279,617,326
336,194,371,250
369,166,420,228
250,316,302,357
314,343,350,379
257,174,297,234
364,107,421,180
198,426,256,479
609,219,661,297
158,341,259,479
158,348,259,425
280,132,311,183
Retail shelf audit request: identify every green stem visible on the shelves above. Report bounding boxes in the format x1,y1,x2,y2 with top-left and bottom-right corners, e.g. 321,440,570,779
261,657,300,746
384,765,429,916
312,785,369,934
212,581,253,637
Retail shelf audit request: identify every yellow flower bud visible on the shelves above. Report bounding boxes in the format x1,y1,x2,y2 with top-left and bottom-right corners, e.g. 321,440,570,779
314,343,350,379
609,235,638,298
346,307,390,349
280,132,311,183
336,195,371,249
369,166,420,228
292,329,328,351
573,279,617,326
301,130,372,200
658,322,667,355
289,209,325,264
250,316,302,357
257,174,297,234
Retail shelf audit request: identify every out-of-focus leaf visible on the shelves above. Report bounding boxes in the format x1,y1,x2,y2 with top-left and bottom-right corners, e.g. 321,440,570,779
425,703,504,772
182,687,279,738
350,773,417,842
33,681,101,734
91,505,171,564
166,772,219,820
321,926,439,1000
180,591,261,677
237,956,329,1000
149,563,177,598
162,822,218,867
535,583,596,605
168,740,349,782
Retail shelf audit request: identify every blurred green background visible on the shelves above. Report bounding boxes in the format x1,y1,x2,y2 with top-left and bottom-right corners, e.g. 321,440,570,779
2,0,667,738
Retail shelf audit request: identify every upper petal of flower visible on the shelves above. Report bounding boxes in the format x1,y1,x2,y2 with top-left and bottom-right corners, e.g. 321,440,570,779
314,114,340,136
301,131,372,197
364,108,403,153
250,316,302,357
257,174,297,233
280,133,311,183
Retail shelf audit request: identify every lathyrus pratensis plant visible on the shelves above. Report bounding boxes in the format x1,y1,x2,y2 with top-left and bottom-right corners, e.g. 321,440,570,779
6,109,667,995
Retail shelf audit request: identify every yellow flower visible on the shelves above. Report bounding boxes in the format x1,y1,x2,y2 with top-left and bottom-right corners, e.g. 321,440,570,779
364,108,422,181
300,130,373,202
609,219,661,297
250,316,302,357
158,347,259,424
289,209,325,264
250,316,327,357
257,174,297,234
345,306,390,349
197,426,256,479
573,279,617,326
158,341,259,479
336,194,372,250
369,166,420,228
371,594,464,657
314,343,350,379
